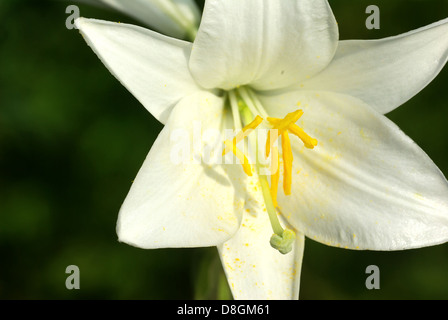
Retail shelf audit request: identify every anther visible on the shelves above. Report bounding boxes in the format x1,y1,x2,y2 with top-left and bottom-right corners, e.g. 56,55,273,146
266,109,317,201
222,115,263,176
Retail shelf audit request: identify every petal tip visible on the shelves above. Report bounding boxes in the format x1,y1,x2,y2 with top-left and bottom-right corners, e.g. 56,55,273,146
74,17,87,30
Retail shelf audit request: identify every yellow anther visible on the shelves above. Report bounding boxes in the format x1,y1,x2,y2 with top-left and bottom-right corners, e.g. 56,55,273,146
267,109,303,133
243,115,263,131
223,140,253,176
265,109,317,202
267,110,317,149
223,115,263,156
270,146,280,207
281,131,293,195
224,108,316,209
265,128,279,158
287,123,318,149
222,115,263,176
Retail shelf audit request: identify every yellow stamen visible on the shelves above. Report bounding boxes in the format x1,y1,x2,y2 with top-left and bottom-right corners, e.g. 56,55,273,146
223,140,252,176
281,131,293,195
224,107,316,212
270,146,280,207
265,128,279,158
268,111,317,149
267,109,303,133
245,115,264,130
222,115,263,176
287,123,318,149
222,115,263,156
266,109,317,200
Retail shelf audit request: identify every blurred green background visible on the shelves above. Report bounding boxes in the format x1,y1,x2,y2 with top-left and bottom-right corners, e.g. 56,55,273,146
0,0,447,300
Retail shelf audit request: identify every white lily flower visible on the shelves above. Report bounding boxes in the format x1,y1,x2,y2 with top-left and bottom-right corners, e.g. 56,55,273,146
75,0,448,300
80,0,200,39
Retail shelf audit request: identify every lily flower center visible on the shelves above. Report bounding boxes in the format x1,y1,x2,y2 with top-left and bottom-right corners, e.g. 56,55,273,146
222,86,318,254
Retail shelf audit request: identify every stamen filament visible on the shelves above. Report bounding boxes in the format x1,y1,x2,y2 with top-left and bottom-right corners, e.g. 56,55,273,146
236,87,265,118
244,88,270,118
228,91,242,131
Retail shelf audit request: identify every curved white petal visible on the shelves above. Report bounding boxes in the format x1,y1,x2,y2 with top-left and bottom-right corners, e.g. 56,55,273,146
189,0,338,91
97,0,200,38
300,18,448,114
218,182,304,300
76,18,201,124
117,91,245,249
258,91,448,250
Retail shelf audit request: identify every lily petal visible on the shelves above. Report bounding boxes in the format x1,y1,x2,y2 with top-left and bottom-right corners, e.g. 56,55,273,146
76,18,201,124
96,0,200,38
259,91,448,250
189,0,338,91
117,91,244,249
300,18,448,114
218,182,304,299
